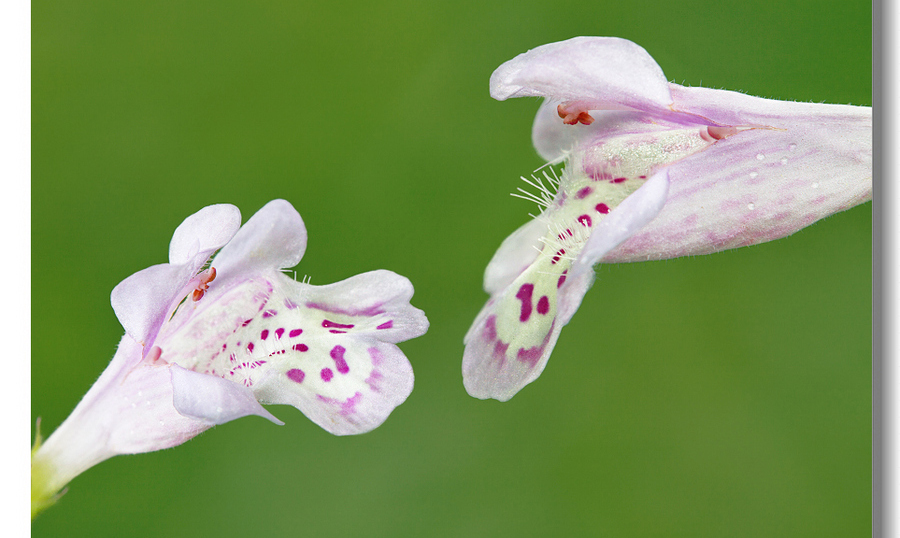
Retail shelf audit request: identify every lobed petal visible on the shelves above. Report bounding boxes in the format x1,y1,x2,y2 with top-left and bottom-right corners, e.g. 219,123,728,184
603,89,872,262
212,199,308,288
171,365,283,425
111,262,196,348
168,204,242,265
490,37,672,113
483,216,546,295
254,339,414,435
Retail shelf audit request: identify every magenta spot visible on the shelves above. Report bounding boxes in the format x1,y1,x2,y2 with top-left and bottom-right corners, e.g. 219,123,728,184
284,298,299,309
221,343,227,351
289,329,303,338
596,203,610,214
247,342,255,352
537,296,550,315
330,345,350,374
484,315,498,341
377,320,393,330
515,283,534,322
241,319,253,327
639,175,647,179
338,392,363,416
286,369,305,383
577,214,592,227
551,248,566,264
576,186,593,199
517,346,542,368
558,270,568,288
320,368,334,382
329,330,347,334
493,340,509,358
293,343,308,352
613,177,627,183
260,329,269,340
262,309,277,318
367,347,384,366
322,320,355,329
275,328,284,339
365,370,384,393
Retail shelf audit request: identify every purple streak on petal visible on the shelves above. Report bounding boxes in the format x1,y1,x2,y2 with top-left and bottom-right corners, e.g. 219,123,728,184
377,320,394,330
322,320,355,329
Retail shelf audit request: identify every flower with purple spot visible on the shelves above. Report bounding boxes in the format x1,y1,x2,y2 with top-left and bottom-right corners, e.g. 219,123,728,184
463,36,871,402
32,199,428,517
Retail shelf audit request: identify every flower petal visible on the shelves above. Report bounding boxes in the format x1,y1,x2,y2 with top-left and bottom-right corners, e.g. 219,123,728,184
569,169,670,277
603,90,872,262
483,216,547,295
254,339,414,435
111,262,196,347
245,271,423,434
298,270,430,344
212,199,308,287
170,365,283,425
168,204,242,265
490,36,672,112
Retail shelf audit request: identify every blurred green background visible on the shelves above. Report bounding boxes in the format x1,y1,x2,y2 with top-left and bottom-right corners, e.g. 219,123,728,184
32,1,871,536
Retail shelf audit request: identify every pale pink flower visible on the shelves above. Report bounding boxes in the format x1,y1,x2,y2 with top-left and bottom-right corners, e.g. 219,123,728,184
33,200,428,513
463,37,871,401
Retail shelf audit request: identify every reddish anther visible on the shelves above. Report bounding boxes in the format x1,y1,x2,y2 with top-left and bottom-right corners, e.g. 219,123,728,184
191,267,217,301
557,104,595,125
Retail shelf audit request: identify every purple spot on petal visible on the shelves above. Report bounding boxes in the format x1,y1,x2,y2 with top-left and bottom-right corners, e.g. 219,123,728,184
493,340,509,359
558,270,568,288
275,328,284,339
577,214,592,227
242,319,253,327
596,203,610,214
320,368,333,382
377,320,393,330
329,330,347,334
330,345,349,374
247,342,254,352
537,296,550,315
286,369,305,383
551,248,566,264
260,329,269,340
289,329,303,338
576,186,593,199
516,283,534,322
262,309,277,318
293,343,308,352
284,298,299,309
613,177,627,183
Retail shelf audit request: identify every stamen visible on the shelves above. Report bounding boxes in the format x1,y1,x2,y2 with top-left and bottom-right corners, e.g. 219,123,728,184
191,267,217,301
557,103,595,125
